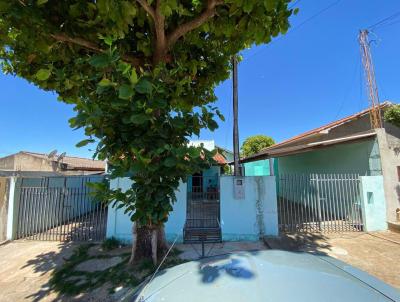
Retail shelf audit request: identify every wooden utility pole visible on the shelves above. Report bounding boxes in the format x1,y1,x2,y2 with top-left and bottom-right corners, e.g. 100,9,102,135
232,55,241,176
358,29,383,129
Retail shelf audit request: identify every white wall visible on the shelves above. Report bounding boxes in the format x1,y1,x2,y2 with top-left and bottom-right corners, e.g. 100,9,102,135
220,176,278,241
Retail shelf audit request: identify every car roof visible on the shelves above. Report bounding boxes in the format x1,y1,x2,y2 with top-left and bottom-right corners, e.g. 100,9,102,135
134,250,400,302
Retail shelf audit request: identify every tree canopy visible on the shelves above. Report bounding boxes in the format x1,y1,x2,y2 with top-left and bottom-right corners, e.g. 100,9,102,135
384,104,400,128
0,0,295,262
241,135,275,157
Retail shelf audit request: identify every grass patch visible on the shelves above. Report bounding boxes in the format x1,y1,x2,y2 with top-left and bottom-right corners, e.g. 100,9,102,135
50,243,186,296
101,237,122,251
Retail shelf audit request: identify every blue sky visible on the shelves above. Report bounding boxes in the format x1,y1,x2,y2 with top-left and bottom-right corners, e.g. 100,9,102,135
1,0,400,158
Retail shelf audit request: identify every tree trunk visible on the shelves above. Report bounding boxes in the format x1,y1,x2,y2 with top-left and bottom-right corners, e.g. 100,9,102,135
128,223,168,265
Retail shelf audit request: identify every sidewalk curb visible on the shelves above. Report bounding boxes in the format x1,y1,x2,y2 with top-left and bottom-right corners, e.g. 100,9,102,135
0,240,10,247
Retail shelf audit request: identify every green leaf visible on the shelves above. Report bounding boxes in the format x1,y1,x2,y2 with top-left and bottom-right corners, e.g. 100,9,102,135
104,36,113,46
98,78,112,87
76,139,94,147
35,69,51,81
89,54,110,68
129,69,138,85
37,0,48,5
164,157,176,167
118,84,134,100
293,8,299,15
135,78,153,94
130,114,149,125
264,0,276,11
243,0,254,13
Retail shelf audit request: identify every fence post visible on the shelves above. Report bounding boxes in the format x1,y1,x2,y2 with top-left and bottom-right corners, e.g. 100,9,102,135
315,174,322,232
6,177,18,240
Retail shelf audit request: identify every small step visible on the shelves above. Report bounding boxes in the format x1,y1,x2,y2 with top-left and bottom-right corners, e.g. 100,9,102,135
388,221,400,233
183,227,222,243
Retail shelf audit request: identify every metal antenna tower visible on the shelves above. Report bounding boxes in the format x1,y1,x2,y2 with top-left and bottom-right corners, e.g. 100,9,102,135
358,29,382,129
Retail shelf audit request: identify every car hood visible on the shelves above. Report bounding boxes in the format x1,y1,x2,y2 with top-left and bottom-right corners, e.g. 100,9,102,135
133,250,400,302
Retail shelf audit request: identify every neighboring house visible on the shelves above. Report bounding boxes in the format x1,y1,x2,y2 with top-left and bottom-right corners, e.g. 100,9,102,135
0,151,105,176
241,101,400,224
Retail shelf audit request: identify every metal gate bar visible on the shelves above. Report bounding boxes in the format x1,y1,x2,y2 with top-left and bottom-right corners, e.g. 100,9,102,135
16,176,107,242
278,173,363,233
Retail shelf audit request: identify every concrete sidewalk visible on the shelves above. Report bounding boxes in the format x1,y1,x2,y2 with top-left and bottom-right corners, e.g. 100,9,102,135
0,241,77,302
176,241,268,260
265,231,400,289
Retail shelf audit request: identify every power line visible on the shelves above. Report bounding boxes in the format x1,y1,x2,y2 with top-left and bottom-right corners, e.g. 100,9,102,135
247,0,342,61
368,10,400,30
333,50,361,120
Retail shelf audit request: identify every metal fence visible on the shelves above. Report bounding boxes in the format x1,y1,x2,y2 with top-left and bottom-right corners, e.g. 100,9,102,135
278,174,363,233
15,176,107,242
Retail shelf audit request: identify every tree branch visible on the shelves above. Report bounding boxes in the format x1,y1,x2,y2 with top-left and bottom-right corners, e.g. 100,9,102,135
153,0,166,63
136,0,166,64
50,33,143,67
167,0,224,49
136,0,156,20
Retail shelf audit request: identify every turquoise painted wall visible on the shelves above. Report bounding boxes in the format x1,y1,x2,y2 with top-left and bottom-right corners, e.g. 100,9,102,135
187,166,220,192
277,139,382,176
244,159,271,176
360,176,387,231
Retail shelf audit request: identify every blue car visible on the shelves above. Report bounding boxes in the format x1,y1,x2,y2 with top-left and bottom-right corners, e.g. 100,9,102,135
132,250,400,302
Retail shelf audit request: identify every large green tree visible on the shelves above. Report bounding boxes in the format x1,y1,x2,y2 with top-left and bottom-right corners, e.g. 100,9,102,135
0,0,294,263
241,135,275,157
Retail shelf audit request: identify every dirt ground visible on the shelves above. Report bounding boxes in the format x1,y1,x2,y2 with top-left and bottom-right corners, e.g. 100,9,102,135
265,230,400,289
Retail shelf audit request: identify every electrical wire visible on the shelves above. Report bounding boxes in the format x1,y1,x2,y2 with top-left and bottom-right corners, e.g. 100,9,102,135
368,10,400,31
333,52,361,120
247,0,342,61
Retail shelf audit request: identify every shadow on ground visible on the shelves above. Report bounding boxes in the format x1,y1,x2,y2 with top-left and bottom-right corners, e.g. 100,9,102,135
20,241,94,302
264,232,332,255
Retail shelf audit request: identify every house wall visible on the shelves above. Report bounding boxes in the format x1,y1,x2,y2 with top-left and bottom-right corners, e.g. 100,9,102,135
14,154,56,172
244,159,271,176
376,126,400,222
0,155,15,170
360,176,387,231
106,175,279,243
276,139,382,176
220,176,278,240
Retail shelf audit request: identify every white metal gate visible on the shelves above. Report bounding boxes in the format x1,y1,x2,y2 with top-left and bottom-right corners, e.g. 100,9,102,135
15,176,107,242
278,174,363,233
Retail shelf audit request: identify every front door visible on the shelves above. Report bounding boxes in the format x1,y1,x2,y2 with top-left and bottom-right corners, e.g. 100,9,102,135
191,172,203,193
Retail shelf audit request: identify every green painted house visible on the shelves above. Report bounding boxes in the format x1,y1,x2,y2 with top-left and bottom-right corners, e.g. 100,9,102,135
241,102,400,224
